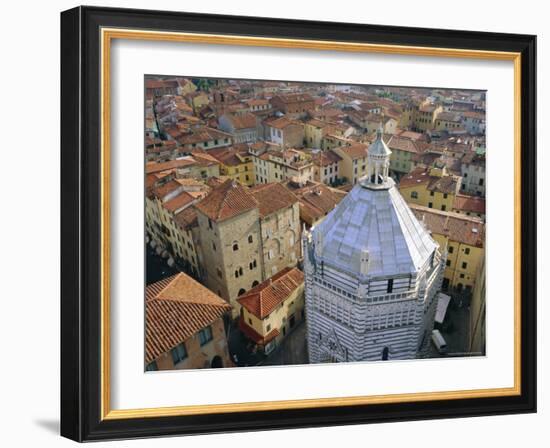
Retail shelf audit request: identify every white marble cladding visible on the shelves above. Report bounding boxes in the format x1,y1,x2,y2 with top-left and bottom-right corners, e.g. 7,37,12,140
304,181,445,363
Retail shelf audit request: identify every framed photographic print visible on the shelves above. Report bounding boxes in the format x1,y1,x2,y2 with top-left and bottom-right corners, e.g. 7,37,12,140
60,6,537,442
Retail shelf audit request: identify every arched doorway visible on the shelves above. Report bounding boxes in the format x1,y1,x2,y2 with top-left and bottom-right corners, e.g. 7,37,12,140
238,288,246,296
382,347,389,361
211,356,223,368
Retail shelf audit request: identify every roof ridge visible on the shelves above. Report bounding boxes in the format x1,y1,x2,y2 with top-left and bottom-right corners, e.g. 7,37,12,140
156,274,179,298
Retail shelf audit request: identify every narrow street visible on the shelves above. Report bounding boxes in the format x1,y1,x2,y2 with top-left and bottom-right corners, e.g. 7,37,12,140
261,321,308,366
146,243,177,285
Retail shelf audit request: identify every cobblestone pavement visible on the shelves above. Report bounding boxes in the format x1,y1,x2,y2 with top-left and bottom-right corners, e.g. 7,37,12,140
261,321,309,366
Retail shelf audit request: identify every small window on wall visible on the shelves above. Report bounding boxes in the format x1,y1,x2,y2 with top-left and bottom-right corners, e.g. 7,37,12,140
146,361,158,372
448,246,454,254
233,243,239,251
198,326,213,346
386,279,394,293
248,235,253,243
411,191,418,199
171,343,187,365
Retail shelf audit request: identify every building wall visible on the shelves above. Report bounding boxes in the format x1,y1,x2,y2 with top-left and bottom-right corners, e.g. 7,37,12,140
389,149,414,175
145,196,201,277
220,160,255,186
400,184,456,212
469,255,486,354
241,283,305,349
259,203,301,278
315,161,340,185
331,148,368,184
197,209,263,314
304,124,325,148
429,233,484,292
461,163,486,197
304,246,444,363
151,318,232,370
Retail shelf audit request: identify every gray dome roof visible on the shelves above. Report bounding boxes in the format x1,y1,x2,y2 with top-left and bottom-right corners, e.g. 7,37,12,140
368,134,392,157
312,180,438,278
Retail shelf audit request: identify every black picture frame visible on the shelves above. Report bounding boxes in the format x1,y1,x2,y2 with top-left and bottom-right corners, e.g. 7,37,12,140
61,5,536,442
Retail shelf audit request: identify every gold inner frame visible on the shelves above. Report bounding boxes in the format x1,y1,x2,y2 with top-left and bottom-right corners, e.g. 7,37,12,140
100,27,522,420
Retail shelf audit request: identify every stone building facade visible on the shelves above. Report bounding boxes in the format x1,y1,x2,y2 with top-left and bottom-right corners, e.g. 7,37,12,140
195,180,264,313
251,183,301,278
304,129,445,363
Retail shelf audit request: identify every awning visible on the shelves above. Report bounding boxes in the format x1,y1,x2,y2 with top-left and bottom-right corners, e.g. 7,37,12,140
435,293,451,324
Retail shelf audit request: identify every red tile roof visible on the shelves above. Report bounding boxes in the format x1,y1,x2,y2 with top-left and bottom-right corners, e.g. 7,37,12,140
145,273,231,364
384,135,422,154
164,191,195,213
223,113,258,130
453,194,486,215
152,180,183,201
312,150,342,167
337,143,369,160
145,158,195,175
237,267,304,319
174,206,199,230
410,204,484,247
195,178,258,222
250,183,298,217
399,166,460,195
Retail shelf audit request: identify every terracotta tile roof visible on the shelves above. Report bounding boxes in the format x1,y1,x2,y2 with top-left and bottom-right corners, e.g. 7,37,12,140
174,206,199,230
145,79,178,89
396,130,426,141
250,183,298,217
312,150,342,167
177,127,232,145
190,151,220,167
145,273,231,364
337,143,369,160
246,98,269,107
237,267,304,319
461,151,485,166
294,183,345,223
384,135,421,154
419,103,438,113
145,158,195,175
152,180,183,201
410,204,484,247
223,112,258,130
164,191,195,213
195,178,258,222
238,317,279,346
453,194,486,215
272,93,314,104
306,118,331,128
426,174,460,194
208,145,251,167
298,200,324,225
264,116,299,130
399,167,460,195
